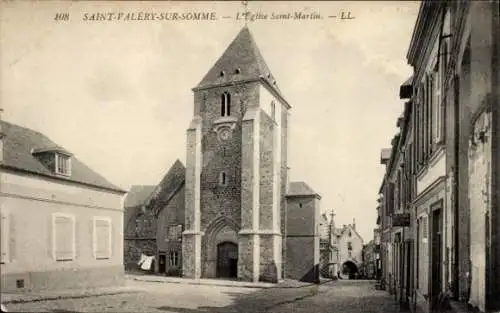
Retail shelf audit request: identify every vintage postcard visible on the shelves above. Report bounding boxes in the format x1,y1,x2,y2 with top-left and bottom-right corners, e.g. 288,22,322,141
1,1,499,313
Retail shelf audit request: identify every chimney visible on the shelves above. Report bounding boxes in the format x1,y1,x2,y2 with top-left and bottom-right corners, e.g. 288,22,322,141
352,218,356,230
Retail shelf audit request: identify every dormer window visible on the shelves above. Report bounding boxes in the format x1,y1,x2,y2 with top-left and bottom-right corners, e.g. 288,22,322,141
55,153,71,176
221,92,231,117
32,147,72,176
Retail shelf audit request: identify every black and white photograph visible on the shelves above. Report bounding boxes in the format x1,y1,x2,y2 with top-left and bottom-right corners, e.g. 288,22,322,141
0,1,499,312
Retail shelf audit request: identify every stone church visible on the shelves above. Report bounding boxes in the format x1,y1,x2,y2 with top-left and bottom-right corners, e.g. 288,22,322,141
125,26,322,283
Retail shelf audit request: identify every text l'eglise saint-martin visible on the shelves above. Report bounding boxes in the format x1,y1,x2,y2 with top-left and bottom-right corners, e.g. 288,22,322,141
82,12,217,21
236,11,322,21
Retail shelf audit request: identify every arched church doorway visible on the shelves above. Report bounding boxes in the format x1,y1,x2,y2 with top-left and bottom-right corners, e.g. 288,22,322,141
342,261,359,279
216,241,238,278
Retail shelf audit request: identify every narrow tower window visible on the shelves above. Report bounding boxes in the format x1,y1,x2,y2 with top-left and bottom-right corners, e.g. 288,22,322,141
221,92,231,117
219,172,227,186
271,101,276,120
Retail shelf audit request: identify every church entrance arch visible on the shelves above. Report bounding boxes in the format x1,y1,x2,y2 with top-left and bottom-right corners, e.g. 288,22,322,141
203,216,239,278
342,261,359,279
216,241,238,278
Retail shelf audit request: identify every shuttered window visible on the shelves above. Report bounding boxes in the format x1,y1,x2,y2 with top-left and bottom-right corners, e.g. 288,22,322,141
422,216,428,239
168,225,183,241
94,217,112,259
1,212,9,263
53,214,75,261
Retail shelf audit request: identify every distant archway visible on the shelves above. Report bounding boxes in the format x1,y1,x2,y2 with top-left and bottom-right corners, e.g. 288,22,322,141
342,261,359,279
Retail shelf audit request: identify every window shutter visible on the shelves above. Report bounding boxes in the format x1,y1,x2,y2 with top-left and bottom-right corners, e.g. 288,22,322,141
429,74,434,151
55,216,74,260
95,219,111,259
48,216,53,259
1,213,8,263
418,85,425,163
422,217,428,239
435,70,442,143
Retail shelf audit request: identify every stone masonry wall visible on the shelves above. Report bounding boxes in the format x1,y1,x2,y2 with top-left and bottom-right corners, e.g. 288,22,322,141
259,111,274,230
286,196,320,282
198,83,260,230
124,239,156,271
124,206,157,271
280,107,288,278
197,82,260,279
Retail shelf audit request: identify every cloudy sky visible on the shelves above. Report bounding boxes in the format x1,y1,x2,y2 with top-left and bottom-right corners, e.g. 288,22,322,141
0,1,419,242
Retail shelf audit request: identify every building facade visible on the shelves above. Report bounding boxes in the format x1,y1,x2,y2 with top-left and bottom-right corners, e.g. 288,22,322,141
123,185,157,271
336,221,364,279
362,240,377,279
378,2,500,312
0,120,126,292
124,160,185,276
285,182,321,283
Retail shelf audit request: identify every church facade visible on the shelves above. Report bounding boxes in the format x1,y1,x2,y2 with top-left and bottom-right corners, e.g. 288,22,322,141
182,26,290,282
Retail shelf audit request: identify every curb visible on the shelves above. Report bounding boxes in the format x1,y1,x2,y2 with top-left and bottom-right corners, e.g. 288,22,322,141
2,289,138,305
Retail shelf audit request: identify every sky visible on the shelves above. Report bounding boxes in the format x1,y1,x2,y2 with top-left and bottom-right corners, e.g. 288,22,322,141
0,1,420,243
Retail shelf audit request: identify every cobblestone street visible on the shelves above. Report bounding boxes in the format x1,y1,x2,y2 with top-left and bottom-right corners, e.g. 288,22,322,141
4,279,407,313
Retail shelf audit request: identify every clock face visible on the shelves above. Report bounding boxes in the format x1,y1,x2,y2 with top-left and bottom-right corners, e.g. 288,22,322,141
219,129,231,141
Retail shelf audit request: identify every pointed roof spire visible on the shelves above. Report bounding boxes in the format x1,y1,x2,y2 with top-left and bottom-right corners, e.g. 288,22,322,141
194,26,281,95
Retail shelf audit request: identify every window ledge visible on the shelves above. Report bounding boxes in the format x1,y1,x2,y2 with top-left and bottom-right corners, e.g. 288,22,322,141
213,116,237,126
416,146,445,179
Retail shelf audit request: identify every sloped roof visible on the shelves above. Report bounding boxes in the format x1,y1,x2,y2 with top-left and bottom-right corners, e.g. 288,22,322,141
0,120,125,193
124,185,155,232
338,224,364,243
124,185,156,208
195,26,282,95
286,181,321,199
147,159,185,216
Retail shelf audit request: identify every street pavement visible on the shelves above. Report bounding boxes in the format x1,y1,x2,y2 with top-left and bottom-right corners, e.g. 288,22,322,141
3,279,408,313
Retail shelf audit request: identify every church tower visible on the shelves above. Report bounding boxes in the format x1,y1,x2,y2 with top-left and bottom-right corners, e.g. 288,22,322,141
182,26,290,282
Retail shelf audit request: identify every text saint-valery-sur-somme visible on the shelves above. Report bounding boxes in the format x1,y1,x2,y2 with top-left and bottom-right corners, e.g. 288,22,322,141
82,12,217,21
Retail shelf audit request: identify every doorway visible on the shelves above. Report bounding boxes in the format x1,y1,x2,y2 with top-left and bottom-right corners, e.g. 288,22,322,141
216,241,238,279
158,253,166,273
430,208,443,310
